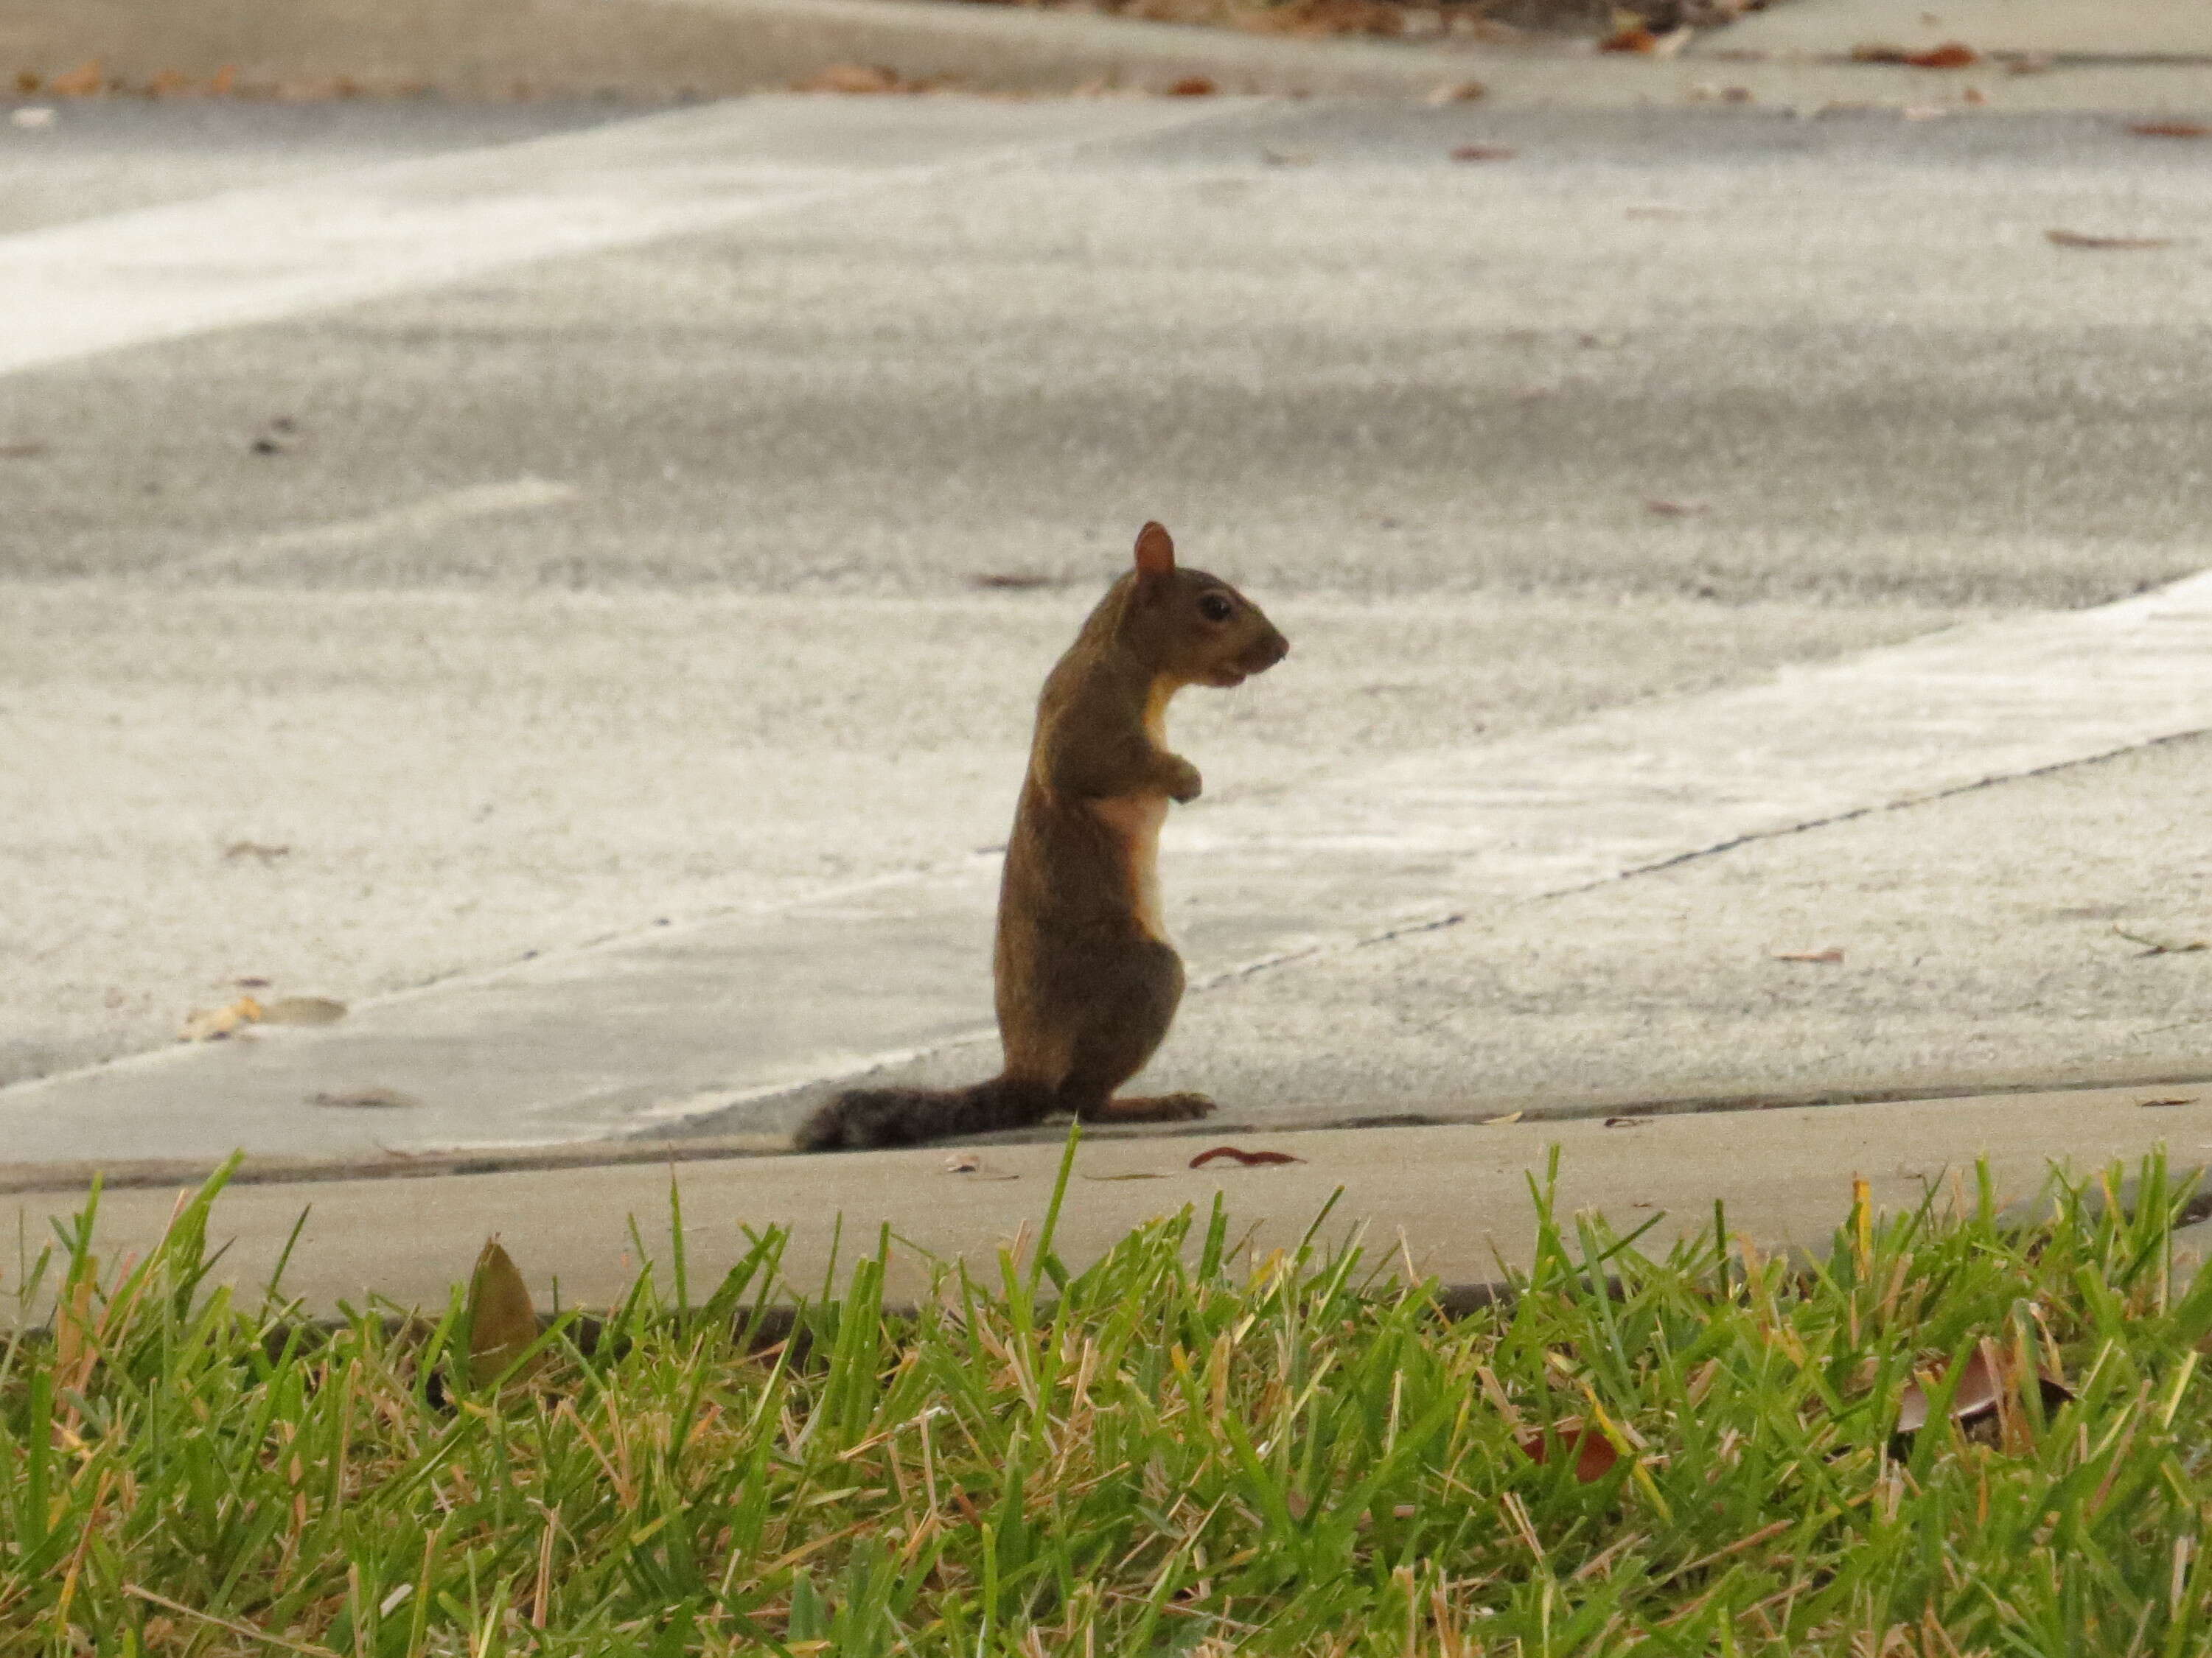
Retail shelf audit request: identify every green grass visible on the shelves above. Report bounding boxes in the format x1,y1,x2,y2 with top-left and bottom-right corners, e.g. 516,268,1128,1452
9,1144,2212,1655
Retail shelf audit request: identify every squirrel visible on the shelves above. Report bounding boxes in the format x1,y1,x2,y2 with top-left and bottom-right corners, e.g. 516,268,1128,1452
796,522,1289,1152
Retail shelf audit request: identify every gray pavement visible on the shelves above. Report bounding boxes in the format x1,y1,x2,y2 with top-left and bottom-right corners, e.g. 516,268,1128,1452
1699,0,2212,60
3,10,2212,1301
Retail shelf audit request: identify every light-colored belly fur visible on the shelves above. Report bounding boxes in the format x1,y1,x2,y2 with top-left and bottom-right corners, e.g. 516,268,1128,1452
1091,793,1170,943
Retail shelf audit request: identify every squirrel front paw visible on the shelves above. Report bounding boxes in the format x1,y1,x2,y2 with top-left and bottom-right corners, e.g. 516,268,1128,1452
1164,758,1203,803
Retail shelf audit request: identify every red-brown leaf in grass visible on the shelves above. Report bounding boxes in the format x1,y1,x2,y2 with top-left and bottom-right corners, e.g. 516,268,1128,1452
1518,1418,1620,1482
1168,76,1218,97
2047,228,2172,250
1450,144,1516,162
1189,1145,1305,1168
2130,121,2209,139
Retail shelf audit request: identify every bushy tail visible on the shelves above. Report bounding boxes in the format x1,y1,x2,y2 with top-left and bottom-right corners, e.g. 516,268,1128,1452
795,1076,1056,1152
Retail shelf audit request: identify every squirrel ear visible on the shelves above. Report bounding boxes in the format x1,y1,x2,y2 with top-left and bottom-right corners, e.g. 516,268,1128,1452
1134,522,1176,581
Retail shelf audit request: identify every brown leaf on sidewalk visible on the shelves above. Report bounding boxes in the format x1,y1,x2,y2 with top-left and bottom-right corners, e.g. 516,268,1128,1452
1517,1418,1620,1483
1482,1110,1524,1126
1602,1116,1649,1129
1449,144,1516,162
1425,80,1487,105
1190,1145,1305,1168
1081,1172,1164,1181
1167,76,1218,97
793,63,913,94
1599,24,1659,53
310,1087,420,1110
1773,947,1845,964
259,996,347,1026
1644,498,1706,517
179,996,262,1042
223,840,291,863
2047,228,2173,251
2129,121,2210,139
968,572,1056,590
2138,1097,2199,1110
467,1237,544,1388
1853,41,1978,68
47,60,104,97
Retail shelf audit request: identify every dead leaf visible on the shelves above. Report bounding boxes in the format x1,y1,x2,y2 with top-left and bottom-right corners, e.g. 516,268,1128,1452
259,995,346,1026
222,839,290,862
967,572,1056,590
1961,86,1988,106
1644,498,1706,517
1599,24,1659,53
232,976,271,989
143,69,193,97
1189,1145,1305,1168
1906,42,1979,68
1517,1418,1620,1483
55,1272,97,1394
1167,77,1218,97
467,1237,543,1388
1773,947,1845,964
47,60,103,97
793,63,909,94
1449,144,1516,162
2139,1097,2199,1110
1895,1343,2073,1440
2047,228,2173,250
179,996,262,1042
1481,1110,1524,1126
310,1087,420,1110
2130,121,2210,139
1424,80,1487,105
1081,1172,1164,1181
1602,1116,1648,1129
13,69,38,93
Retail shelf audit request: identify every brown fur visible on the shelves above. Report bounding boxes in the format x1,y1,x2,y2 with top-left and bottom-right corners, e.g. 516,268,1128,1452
795,522,1288,1152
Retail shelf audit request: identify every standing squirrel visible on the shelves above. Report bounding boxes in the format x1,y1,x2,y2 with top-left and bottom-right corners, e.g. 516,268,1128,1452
797,522,1289,1152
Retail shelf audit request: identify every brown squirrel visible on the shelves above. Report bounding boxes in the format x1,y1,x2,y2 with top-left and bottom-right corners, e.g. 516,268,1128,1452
796,522,1289,1152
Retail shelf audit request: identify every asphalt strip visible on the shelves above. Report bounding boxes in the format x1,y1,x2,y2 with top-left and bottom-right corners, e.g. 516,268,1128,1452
0,94,1252,377
3,565,2208,1165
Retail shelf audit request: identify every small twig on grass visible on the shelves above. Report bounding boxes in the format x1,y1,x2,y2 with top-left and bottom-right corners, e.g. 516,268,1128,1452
123,1585,344,1658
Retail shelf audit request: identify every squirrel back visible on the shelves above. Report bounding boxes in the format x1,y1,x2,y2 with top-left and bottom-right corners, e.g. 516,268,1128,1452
797,522,1288,1152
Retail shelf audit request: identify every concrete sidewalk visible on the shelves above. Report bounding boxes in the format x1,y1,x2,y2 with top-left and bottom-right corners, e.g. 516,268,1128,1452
7,1080,2208,1320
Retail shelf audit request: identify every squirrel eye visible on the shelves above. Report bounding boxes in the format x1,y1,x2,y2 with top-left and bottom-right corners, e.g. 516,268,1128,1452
1199,592,1235,623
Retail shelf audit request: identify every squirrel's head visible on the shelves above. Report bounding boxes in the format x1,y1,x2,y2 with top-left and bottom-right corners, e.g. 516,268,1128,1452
1120,522,1289,689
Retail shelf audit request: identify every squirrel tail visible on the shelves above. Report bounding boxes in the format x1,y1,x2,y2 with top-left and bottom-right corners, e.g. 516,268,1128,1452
795,1076,1056,1152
